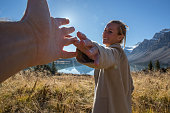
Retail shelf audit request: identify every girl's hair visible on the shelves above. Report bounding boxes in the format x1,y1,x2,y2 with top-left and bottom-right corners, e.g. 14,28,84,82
108,20,128,48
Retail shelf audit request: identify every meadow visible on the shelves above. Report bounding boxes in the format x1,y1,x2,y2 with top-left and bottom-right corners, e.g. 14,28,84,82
0,70,169,113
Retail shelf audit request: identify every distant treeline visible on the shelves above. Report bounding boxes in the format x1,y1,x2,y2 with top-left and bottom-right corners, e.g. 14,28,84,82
144,60,169,73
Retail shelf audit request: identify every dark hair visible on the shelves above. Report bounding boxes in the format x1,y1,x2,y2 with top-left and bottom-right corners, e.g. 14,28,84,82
108,20,128,48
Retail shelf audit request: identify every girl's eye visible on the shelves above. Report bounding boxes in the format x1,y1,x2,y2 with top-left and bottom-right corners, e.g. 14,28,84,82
108,31,113,33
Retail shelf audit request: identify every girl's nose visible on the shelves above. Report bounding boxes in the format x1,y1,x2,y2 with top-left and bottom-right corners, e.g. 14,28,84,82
103,31,107,37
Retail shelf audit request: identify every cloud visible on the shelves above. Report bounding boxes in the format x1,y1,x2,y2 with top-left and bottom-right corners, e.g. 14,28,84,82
0,17,10,22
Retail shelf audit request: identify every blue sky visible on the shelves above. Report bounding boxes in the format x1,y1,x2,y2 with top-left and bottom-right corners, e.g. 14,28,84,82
0,0,170,51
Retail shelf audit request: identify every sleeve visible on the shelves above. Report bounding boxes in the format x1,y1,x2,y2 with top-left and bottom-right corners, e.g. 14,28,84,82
76,42,120,69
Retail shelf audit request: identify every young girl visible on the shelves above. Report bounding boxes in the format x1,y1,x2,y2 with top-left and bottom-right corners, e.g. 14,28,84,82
74,20,134,113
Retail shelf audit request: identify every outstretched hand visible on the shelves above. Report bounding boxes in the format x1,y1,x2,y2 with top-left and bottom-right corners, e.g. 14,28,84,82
22,0,77,65
74,31,99,66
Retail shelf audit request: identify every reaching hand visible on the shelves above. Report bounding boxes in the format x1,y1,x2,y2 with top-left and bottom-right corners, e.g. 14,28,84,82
21,0,76,65
74,31,99,66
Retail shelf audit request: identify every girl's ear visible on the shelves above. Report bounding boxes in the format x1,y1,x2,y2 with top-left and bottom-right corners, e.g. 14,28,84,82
118,35,124,41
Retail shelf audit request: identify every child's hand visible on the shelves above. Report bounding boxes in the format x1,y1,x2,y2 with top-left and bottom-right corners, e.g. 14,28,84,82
74,31,99,66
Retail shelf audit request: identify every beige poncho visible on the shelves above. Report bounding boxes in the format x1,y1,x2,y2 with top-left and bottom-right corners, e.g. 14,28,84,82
76,43,134,113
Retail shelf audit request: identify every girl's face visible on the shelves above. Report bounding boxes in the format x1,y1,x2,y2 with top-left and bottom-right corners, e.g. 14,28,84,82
102,23,124,47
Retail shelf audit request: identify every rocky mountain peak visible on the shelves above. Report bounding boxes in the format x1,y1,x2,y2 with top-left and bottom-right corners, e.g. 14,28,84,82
127,28,170,66
152,28,170,40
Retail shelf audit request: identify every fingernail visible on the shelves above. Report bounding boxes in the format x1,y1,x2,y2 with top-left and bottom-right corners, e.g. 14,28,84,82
78,31,84,36
66,19,70,24
71,27,75,30
77,31,83,36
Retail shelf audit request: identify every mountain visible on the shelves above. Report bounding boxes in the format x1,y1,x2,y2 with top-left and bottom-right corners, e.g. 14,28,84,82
128,29,170,66
123,42,141,55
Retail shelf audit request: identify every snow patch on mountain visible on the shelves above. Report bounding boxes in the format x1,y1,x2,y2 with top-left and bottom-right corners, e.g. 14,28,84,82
124,42,141,53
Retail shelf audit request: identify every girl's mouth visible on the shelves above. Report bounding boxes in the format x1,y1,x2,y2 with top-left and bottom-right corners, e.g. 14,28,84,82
103,38,108,40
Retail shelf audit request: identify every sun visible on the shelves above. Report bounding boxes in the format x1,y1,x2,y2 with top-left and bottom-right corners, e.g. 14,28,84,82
58,11,78,27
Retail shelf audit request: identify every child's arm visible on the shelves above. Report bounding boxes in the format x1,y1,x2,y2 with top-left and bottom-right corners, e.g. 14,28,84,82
76,43,120,69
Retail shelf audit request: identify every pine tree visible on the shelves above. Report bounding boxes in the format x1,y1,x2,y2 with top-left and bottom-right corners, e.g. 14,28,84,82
34,65,42,71
148,61,153,71
51,61,57,75
155,60,160,71
43,64,51,72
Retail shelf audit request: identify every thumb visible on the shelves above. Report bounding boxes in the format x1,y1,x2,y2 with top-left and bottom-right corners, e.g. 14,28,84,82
61,51,76,59
21,0,50,21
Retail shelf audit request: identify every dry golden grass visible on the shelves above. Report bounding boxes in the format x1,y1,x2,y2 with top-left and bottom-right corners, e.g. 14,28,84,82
0,70,169,113
131,71,170,113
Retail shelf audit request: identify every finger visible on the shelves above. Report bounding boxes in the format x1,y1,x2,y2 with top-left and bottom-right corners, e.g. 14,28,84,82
64,37,77,46
73,40,85,50
73,39,81,46
76,48,92,59
74,41,89,54
73,38,85,50
54,18,69,26
61,27,75,36
65,35,72,38
61,51,76,59
77,31,87,40
74,40,90,53
76,46,92,59
82,39,93,47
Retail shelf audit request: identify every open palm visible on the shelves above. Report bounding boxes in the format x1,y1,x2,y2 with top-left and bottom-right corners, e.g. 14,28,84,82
21,0,76,65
